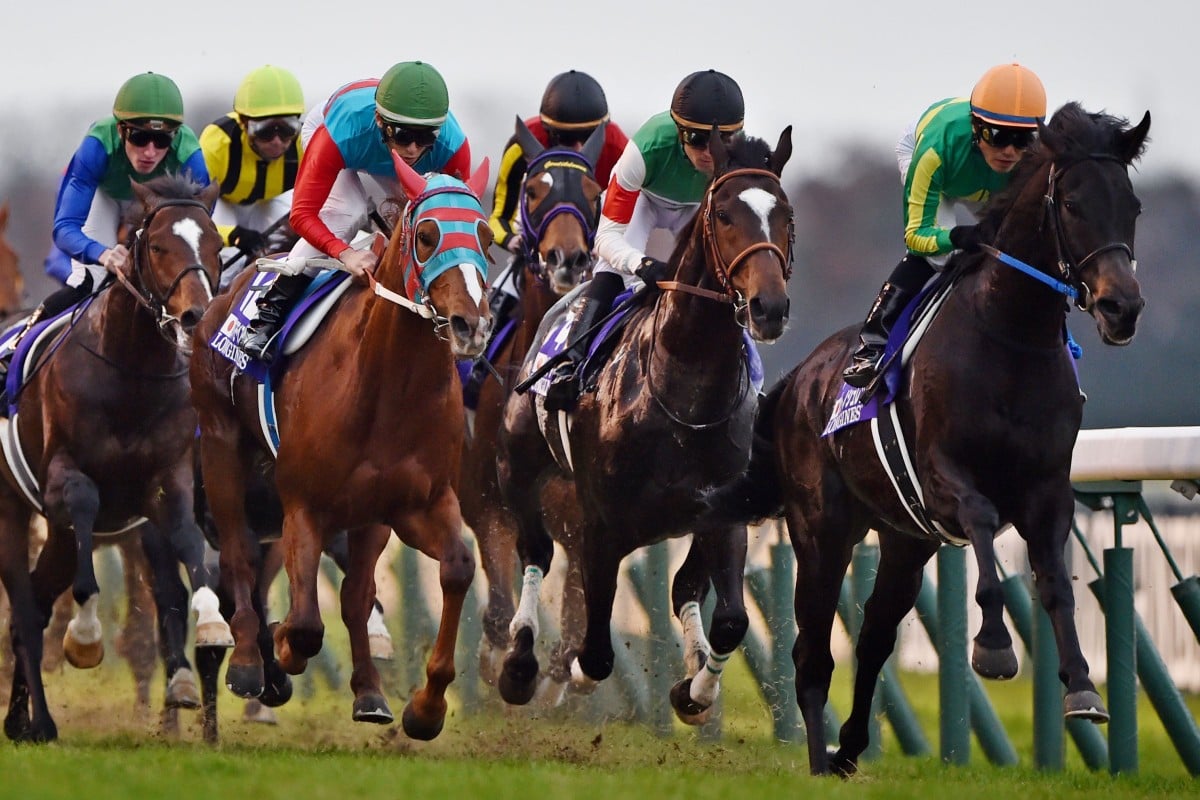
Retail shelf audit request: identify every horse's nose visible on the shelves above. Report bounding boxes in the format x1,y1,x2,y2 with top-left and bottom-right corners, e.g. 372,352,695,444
449,313,487,358
749,295,790,342
179,307,204,332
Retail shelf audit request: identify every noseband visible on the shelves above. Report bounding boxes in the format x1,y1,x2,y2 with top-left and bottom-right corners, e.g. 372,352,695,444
1043,155,1135,311
120,198,216,334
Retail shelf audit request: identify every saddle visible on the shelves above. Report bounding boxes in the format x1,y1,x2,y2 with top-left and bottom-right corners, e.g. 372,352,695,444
0,302,88,416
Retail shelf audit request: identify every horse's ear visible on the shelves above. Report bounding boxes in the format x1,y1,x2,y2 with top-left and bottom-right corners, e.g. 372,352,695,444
391,151,427,201
198,181,220,212
1117,111,1151,164
467,157,491,201
709,124,730,176
129,179,158,212
515,116,544,160
581,121,607,167
769,126,793,177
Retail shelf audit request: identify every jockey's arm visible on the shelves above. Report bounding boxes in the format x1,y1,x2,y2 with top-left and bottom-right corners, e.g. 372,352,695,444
198,121,237,245
487,138,526,249
593,142,648,276
289,127,352,259
52,137,111,265
902,148,954,257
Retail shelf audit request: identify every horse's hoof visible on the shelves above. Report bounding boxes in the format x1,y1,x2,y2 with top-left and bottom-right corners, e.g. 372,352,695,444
669,678,712,726
352,692,394,725
829,748,858,779
530,676,569,709
401,701,444,741
225,662,265,699
63,634,104,669
4,709,31,742
369,633,395,661
477,643,505,687
195,620,234,649
165,667,201,709
242,699,278,725
259,673,293,708
971,643,1019,680
498,628,539,706
1064,690,1109,722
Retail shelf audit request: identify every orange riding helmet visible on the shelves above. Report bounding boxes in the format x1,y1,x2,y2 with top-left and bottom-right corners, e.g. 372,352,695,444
970,63,1047,128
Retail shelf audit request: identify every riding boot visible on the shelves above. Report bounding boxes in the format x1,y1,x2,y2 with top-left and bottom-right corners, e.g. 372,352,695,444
842,281,918,389
462,291,520,409
239,273,315,364
543,272,624,412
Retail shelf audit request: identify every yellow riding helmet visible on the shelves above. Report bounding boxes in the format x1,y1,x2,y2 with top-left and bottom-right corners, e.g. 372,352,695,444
234,65,305,119
970,63,1047,128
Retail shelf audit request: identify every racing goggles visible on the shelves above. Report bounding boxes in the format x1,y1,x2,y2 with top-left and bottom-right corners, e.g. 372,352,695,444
247,116,302,142
384,124,440,148
678,127,735,149
123,125,177,149
977,124,1036,151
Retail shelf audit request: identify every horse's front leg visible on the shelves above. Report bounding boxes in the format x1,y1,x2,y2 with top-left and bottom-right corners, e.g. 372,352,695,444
926,462,1016,679
274,504,327,674
43,462,104,669
1020,497,1108,722
571,524,622,690
136,522,201,721
669,524,749,725
155,462,232,649
394,487,475,740
340,524,394,725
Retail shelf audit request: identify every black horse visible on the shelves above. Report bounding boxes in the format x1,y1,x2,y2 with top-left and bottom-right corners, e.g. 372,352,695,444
711,102,1150,775
497,131,794,722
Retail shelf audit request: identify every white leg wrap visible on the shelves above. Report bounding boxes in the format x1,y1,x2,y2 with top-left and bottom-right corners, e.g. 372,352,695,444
67,595,102,645
689,649,731,707
367,604,391,639
191,586,222,626
678,601,711,677
509,565,543,640
569,656,599,695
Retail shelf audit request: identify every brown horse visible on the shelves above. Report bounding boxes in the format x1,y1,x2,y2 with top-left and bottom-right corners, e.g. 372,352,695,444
191,154,493,739
0,174,225,742
496,130,794,721
460,118,604,686
712,103,1150,775
0,204,26,317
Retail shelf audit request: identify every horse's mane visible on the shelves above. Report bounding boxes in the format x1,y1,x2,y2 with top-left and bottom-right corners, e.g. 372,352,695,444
122,172,209,226
977,102,1147,237
667,134,776,265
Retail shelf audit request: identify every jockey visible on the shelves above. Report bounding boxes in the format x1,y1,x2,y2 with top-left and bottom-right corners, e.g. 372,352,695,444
842,63,1047,389
200,65,305,287
38,72,208,325
542,69,744,411
239,60,471,363
486,70,628,324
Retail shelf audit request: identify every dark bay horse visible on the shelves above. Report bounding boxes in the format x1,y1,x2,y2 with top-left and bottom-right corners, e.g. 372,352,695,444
715,103,1149,775
460,118,603,686
0,174,226,742
497,130,794,721
191,154,493,740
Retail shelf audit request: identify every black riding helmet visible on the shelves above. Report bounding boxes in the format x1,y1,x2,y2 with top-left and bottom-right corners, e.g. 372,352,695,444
540,70,610,130
670,69,744,131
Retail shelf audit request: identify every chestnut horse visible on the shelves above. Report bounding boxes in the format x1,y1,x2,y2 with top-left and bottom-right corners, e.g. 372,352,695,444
713,103,1150,775
191,154,493,739
497,131,794,722
0,175,226,742
0,204,25,317
460,118,603,685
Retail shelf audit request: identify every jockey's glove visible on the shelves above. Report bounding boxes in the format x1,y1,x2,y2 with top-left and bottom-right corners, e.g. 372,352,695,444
636,257,671,287
229,226,267,254
949,224,984,253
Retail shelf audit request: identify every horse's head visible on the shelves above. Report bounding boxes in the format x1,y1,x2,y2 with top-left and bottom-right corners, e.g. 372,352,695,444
0,204,24,316
694,127,795,342
513,117,604,294
127,176,222,352
388,152,494,357
1038,105,1150,344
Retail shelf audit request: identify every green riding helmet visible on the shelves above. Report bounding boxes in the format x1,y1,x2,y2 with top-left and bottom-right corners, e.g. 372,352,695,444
375,61,449,127
234,65,305,119
113,72,184,127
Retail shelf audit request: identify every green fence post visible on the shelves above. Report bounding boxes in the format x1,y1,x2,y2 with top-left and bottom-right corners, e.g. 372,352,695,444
850,542,883,760
628,543,679,737
937,546,971,765
768,540,801,742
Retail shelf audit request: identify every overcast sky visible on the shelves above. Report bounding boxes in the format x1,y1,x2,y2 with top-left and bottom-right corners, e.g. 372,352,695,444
1,0,1192,185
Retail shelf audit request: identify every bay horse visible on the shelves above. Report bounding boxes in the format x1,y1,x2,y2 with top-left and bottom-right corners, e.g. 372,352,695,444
713,103,1150,775
190,153,493,739
460,118,604,686
0,204,25,317
0,174,227,743
496,130,794,721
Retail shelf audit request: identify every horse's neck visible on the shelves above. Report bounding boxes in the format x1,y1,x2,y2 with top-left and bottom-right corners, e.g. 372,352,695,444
650,243,743,381
357,289,453,393
95,288,179,369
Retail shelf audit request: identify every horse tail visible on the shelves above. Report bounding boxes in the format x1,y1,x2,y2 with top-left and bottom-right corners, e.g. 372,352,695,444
705,374,788,524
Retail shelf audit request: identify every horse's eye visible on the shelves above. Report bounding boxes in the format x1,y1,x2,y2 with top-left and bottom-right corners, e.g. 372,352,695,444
1062,200,1080,216
417,230,436,247
715,210,732,224
149,245,163,254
